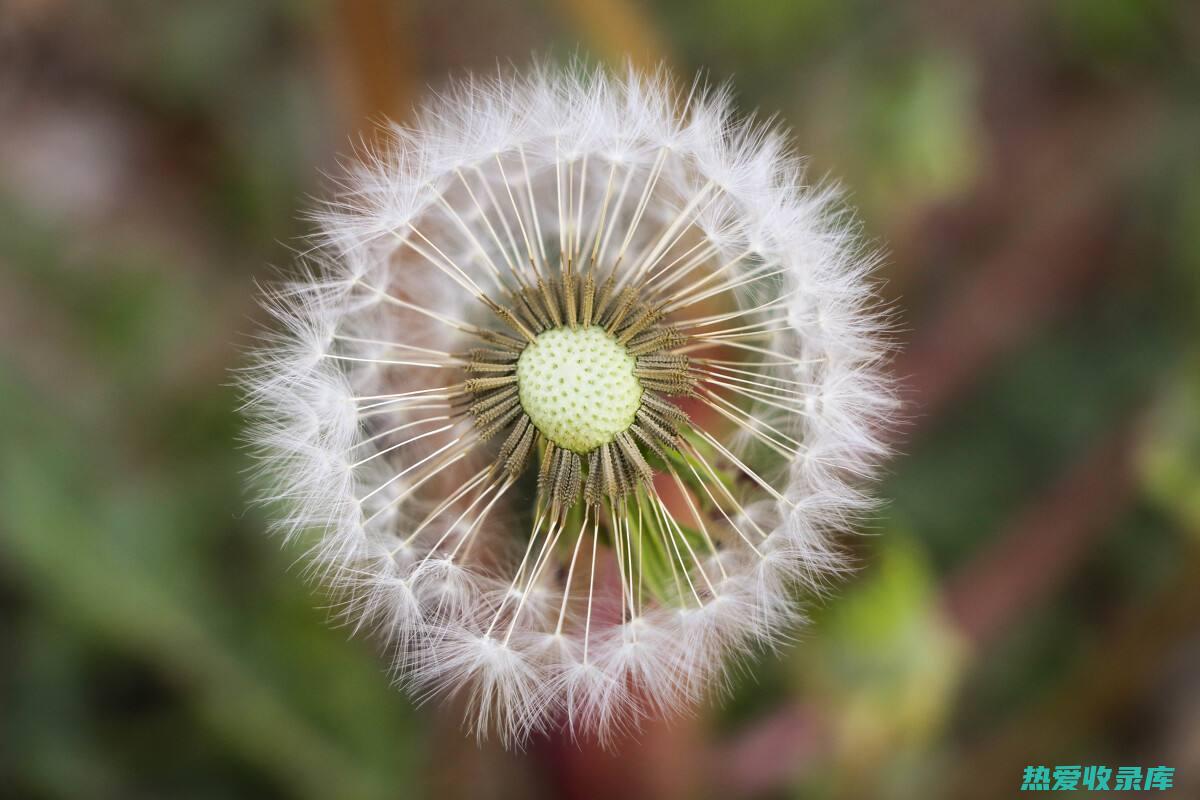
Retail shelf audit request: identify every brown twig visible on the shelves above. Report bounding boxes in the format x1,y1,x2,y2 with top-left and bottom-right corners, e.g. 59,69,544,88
946,543,1200,799
713,413,1147,797
942,416,1144,645
546,0,672,72
327,0,417,133
892,94,1156,433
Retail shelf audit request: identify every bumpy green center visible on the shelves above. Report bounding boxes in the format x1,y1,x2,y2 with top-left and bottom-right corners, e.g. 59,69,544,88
516,326,643,454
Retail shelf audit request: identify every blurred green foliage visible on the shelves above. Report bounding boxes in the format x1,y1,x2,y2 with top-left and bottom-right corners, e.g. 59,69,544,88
0,217,422,799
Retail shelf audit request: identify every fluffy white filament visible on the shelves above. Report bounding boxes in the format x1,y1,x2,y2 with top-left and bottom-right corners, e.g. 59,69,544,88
243,63,894,747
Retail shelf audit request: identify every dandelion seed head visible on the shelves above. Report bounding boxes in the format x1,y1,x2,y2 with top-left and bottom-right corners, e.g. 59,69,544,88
242,60,894,747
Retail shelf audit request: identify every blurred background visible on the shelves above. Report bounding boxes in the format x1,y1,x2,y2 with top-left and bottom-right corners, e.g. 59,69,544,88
1,1,1198,798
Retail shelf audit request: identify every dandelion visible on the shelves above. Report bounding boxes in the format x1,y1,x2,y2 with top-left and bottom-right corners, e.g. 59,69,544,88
244,63,894,746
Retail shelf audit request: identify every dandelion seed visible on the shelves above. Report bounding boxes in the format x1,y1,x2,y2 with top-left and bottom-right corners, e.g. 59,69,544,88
243,62,895,747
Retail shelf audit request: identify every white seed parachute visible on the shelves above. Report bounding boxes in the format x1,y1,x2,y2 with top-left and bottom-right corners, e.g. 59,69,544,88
243,62,895,747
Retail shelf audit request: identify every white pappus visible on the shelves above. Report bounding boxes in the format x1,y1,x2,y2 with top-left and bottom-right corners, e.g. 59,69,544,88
242,62,895,748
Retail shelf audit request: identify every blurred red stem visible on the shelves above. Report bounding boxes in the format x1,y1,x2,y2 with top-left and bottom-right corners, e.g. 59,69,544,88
942,417,1143,645
715,414,1144,796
